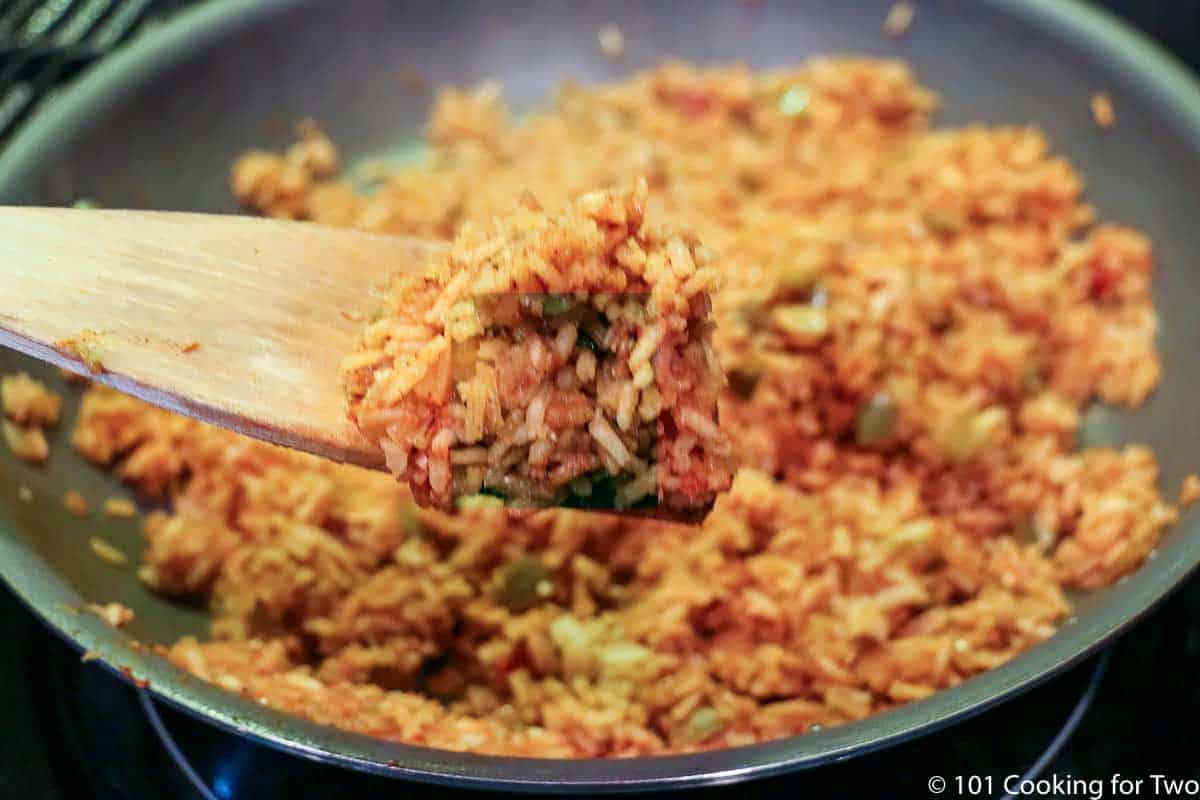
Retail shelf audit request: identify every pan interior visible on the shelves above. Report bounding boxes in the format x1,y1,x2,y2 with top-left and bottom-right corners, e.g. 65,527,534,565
0,0,1198,790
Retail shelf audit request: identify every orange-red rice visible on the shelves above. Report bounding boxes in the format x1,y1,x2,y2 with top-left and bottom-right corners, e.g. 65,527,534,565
63,59,1182,757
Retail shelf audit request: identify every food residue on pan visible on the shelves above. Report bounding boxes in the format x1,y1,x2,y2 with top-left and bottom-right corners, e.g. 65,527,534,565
1,372,61,464
90,536,130,567
17,485,34,503
231,122,339,220
63,490,89,516
2,372,61,427
1181,474,1200,507
103,497,139,518
397,66,428,94
86,602,134,628
597,24,625,59
1091,92,1116,130
120,666,149,689
883,2,915,37
2,420,49,464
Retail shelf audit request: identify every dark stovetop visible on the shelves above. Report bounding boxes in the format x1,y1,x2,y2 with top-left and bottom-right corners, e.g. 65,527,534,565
1,2,1199,798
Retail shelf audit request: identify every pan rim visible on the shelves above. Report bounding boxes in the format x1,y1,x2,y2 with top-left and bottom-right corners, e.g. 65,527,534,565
1,0,1199,791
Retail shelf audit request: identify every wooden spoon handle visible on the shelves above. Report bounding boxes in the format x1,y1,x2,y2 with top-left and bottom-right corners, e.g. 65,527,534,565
0,207,444,467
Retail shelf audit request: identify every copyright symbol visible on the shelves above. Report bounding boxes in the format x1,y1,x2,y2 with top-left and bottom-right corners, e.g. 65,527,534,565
928,776,946,794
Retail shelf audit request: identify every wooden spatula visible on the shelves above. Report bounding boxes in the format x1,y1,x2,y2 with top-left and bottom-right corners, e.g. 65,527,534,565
0,207,446,469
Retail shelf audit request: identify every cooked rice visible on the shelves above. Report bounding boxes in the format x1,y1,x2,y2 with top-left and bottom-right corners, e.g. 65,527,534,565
86,601,134,628
1091,92,1116,130
63,490,89,516
2,420,48,464
103,497,139,518
1181,474,1200,508
342,181,733,512
90,536,129,567
1,372,60,464
58,59,1184,757
1,372,61,427
598,24,625,59
883,2,915,37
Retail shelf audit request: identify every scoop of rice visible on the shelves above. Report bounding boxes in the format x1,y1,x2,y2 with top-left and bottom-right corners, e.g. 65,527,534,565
342,179,733,512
